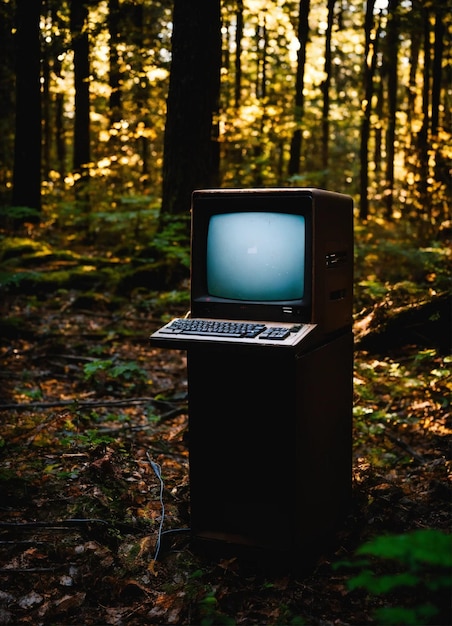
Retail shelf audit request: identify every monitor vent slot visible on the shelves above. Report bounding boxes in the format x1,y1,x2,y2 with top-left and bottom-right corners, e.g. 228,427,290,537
326,251,347,268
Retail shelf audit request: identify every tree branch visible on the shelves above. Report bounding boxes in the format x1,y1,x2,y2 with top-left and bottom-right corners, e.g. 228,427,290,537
0,397,185,412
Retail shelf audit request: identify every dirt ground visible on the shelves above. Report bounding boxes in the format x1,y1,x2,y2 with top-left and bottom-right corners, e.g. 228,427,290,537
0,293,450,625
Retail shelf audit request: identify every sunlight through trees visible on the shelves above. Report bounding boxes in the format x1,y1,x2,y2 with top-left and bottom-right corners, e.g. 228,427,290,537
0,0,449,226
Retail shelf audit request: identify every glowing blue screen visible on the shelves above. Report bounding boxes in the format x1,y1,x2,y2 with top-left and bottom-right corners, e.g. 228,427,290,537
207,212,305,301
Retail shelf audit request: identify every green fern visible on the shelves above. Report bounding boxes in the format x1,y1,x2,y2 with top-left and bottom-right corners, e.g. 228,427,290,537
336,529,452,625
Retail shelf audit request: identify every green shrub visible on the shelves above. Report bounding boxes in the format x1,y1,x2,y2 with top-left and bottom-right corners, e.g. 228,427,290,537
336,529,452,625
83,358,149,394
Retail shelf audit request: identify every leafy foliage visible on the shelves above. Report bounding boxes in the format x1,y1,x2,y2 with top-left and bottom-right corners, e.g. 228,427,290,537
83,359,149,394
0,205,41,224
337,529,452,625
354,221,451,313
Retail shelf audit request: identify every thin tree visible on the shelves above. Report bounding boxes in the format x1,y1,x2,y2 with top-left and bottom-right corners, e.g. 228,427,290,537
0,0,16,192
70,0,91,181
54,54,67,181
288,0,310,179
373,68,384,178
416,1,431,219
108,0,122,125
431,0,448,218
42,16,51,178
359,0,379,220
383,0,400,220
431,0,446,137
321,0,335,184
406,1,421,143
256,16,268,100
234,0,244,108
160,0,221,224
45,2,68,181
12,0,42,215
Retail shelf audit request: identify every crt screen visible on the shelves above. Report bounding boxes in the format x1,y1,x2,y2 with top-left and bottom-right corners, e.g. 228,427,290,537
206,212,305,301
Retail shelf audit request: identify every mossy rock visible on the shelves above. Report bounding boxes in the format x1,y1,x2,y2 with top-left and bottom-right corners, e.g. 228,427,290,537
0,237,51,262
1,266,115,295
116,260,189,294
69,291,124,311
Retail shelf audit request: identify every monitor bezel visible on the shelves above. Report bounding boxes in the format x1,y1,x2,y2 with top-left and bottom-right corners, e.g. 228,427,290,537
190,189,314,323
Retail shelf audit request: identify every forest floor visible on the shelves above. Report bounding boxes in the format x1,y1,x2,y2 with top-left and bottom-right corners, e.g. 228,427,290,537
0,289,450,625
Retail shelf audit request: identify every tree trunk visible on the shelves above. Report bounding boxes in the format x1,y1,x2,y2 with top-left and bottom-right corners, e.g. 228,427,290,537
406,2,421,142
431,1,445,137
71,0,91,179
359,0,378,221
0,0,16,194
355,293,451,356
234,1,244,108
373,77,383,176
288,0,310,178
108,0,122,124
416,3,430,216
54,55,67,180
256,17,267,99
383,0,400,220
160,0,221,223
12,0,42,215
42,41,51,178
321,0,335,184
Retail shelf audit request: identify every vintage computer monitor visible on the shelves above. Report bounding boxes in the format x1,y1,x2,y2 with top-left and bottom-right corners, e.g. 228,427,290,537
150,188,354,568
190,187,353,334
151,187,353,349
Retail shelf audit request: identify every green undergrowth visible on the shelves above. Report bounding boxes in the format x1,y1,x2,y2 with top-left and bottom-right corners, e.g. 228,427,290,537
335,529,452,625
354,220,451,313
1,206,450,316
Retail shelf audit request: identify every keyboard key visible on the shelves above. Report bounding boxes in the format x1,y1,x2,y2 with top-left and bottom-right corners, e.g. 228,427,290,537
259,327,291,340
161,319,268,338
